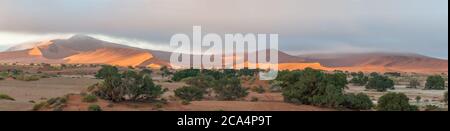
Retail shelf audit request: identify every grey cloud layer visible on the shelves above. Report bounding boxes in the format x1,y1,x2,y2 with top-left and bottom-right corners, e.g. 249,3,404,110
0,0,448,58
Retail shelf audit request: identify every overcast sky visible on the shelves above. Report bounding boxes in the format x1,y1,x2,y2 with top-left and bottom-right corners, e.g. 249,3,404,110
0,0,448,58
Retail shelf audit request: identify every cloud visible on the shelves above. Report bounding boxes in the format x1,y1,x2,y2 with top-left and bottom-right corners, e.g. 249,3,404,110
0,0,447,58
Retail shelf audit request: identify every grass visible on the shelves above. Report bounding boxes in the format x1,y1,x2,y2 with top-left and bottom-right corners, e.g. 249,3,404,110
0,93,15,101
82,94,98,103
88,104,102,111
13,74,40,81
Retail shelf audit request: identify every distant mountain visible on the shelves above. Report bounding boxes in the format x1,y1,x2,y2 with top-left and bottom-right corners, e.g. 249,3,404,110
0,35,169,68
299,52,448,74
0,35,447,74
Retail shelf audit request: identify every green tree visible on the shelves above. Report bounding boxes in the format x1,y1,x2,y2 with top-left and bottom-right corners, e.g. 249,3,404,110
366,75,394,92
213,77,248,100
343,93,374,110
350,72,369,86
377,93,418,111
425,75,445,90
160,66,172,78
175,86,205,101
95,65,119,79
171,69,200,81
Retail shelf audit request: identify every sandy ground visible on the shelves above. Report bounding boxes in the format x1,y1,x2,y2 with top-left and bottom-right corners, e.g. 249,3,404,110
346,85,448,108
58,94,334,111
0,77,99,111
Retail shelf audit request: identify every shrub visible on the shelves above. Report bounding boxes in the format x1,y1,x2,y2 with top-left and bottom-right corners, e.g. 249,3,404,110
425,75,445,90
160,66,172,78
32,102,48,111
95,65,118,79
343,93,373,110
174,86,205,101
251,97,259,102
377,93,418,111
172,69,200,81
349,72,369,86
366,75,394,92
183,75,215,90
415,96,422,103
0,93,15,101
92,67,164,102
181,100,191,105
407,79,421,89
88,104,102,111
213,77,248,100
252,86,266,94
282,68,348,107
13,74,40,81
82,94,98,103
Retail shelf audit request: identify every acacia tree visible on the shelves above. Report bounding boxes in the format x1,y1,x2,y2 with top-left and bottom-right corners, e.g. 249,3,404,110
425,75,445,90
350,72,369,86
407,78,421,89
377,93,418,111
365,74,394,92
213,77,248,100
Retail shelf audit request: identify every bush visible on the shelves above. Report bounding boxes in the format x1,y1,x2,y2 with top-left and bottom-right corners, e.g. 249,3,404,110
425,75,445,90
366,75,394,92
377,93,418,111
251,97,259,102
95,65,118,79
160,66,172,78
183,75,215,90
172,69,200,81
282,68,348,107
82,94,98,103
0,93,15,101
88,104,102,111
92,67,164,102
252,86,266,94
213,77,248,100
13,74,40,81
343,93,373,110
349,72,369,86
174,86,205,101
407,79,421,89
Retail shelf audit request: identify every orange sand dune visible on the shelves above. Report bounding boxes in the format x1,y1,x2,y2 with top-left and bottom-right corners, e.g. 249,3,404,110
28,47,43,56
64,48,154,67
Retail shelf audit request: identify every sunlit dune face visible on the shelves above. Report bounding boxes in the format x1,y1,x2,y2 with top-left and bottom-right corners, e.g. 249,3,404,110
28,47,43,56
64,48,154,67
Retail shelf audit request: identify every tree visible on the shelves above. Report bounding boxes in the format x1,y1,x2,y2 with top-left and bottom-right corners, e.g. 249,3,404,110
160,66,172,78
282,68,347,107
183,74,215,91
343,93,374,110
407,78,421,89
213,77,248,100
92,66,164,102
140,68,153,75
171,69,200,81
95,65,118,79
350,72,369,86
415,96,421,104
377,93,418,111
174,86,205,101
366,75,394,92
425,75,445,90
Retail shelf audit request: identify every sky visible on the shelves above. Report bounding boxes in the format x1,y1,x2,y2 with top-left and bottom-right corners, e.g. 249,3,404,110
0,0,448,58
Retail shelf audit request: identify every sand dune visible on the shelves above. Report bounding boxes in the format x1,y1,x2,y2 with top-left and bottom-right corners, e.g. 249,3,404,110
64,48,154,67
